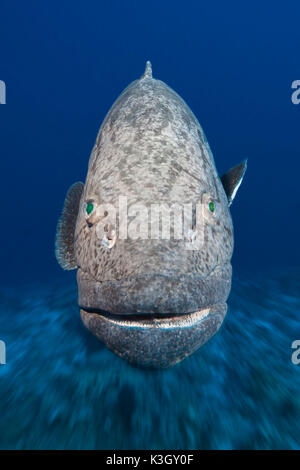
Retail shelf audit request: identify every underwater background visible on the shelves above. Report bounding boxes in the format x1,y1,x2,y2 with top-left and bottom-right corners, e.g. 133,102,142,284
0,0,299,449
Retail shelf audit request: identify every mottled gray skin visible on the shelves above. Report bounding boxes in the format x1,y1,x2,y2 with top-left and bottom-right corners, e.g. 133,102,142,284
59,62,243,368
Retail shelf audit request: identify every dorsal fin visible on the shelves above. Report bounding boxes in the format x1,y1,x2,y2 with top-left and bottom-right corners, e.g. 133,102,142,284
141,61,153,79
55,182,84,270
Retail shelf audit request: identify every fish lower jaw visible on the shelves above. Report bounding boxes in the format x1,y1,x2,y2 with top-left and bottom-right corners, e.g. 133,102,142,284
80,303,227,368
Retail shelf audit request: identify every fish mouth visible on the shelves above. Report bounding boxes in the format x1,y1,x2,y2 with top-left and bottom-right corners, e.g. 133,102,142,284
80,303,227,368
79,305,212,329
77,267,231,367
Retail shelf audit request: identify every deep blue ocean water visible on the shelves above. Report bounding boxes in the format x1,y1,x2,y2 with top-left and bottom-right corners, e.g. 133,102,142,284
0,1,299,449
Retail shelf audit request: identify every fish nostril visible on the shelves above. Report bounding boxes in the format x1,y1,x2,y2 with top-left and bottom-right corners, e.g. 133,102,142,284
100,222,117,249
185,227,197,244
102,232,117,248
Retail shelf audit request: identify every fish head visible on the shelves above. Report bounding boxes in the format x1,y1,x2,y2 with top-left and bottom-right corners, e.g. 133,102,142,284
56,62,246,368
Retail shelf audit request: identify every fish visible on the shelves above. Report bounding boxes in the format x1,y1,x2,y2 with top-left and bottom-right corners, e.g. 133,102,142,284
55,61,247,368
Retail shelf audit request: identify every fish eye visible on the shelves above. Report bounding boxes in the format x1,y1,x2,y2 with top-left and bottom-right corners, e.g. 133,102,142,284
208,201,215,213
86,202,94,215
82,199,98,225
82,198,108,227
201,193,218,221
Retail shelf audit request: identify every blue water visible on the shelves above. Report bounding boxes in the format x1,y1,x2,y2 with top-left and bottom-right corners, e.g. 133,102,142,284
0,1,299,449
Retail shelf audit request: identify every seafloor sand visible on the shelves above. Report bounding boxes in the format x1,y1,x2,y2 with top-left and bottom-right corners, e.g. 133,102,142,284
0,270,299,449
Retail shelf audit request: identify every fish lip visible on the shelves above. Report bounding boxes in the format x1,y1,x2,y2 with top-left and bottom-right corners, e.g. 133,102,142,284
79,305,213,329
77,265,232,316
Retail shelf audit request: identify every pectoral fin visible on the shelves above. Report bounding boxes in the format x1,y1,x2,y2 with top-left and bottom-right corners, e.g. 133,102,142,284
55,182,84,270
221,160,247,206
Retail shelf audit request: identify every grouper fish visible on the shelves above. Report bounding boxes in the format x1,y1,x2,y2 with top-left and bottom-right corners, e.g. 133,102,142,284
55,62,247,368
